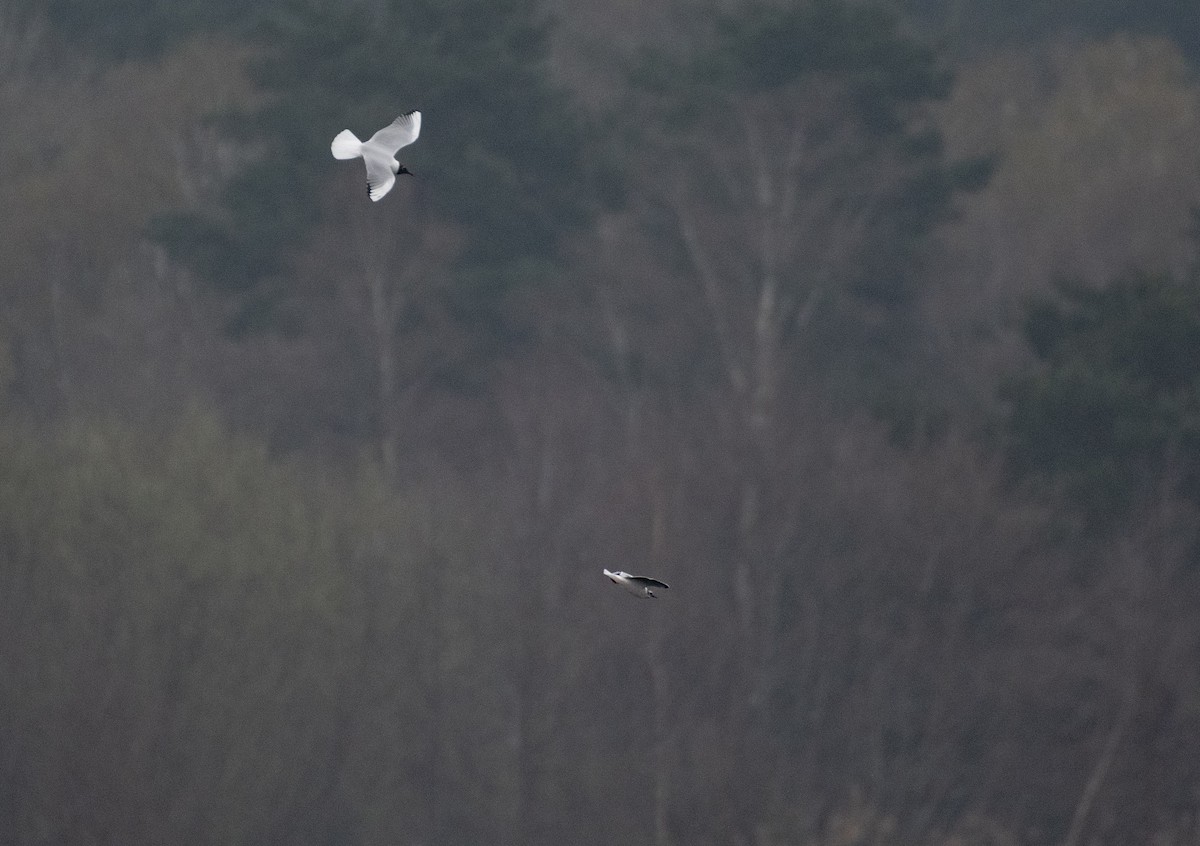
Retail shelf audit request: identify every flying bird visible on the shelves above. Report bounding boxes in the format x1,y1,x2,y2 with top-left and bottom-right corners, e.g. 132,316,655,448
603,569,670,599
330,110,422,202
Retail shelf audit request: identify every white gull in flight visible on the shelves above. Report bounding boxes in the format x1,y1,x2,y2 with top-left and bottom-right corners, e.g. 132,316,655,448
331,110,422,201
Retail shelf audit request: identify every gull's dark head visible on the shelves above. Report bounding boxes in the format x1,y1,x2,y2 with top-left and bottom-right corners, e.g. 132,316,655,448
398,165,413,176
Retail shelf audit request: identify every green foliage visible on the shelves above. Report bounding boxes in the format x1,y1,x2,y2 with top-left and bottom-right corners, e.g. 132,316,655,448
636,1,953,136
625,0,990,403
0,38,257,291
0,411,454,843
42,0,278,60
713,1,952,133
933,34,1200,415
154,0,602,334
1004,272,1200,519
901,0,1200,64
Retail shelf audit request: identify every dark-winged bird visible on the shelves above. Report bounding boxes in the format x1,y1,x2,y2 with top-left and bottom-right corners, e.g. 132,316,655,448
604,569,670,599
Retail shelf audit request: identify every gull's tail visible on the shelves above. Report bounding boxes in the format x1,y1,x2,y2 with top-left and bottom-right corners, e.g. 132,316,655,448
331,129,363,159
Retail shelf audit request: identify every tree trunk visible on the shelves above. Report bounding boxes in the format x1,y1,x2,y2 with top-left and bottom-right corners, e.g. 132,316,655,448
1061,686,1136,846
367,263,400,485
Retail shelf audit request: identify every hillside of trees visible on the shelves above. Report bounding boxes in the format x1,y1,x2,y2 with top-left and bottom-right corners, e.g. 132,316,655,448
3,0,1200,844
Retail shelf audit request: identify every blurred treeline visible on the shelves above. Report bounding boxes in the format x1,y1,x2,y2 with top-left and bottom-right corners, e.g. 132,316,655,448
2,0,1200,843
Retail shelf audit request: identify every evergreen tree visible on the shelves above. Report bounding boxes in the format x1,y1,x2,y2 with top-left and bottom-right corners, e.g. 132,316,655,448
1004,271,1200,521
151,0,602,335
901,0,1200,64
621,0,990,408
43,0,279,59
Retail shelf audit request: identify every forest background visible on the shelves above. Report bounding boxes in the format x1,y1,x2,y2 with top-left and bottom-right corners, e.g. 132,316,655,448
3,0,1200,843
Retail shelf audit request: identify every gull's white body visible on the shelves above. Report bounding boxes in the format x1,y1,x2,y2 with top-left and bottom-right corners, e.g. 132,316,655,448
603,569,670,599
331,110,422,201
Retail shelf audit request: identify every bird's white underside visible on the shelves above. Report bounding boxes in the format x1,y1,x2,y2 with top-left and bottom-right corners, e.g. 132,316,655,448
603,568,669,598
362,150,397,202
331,111,422,202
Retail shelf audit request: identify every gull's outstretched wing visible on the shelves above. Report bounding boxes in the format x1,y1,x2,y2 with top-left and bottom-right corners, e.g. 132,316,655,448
629,576,669,590
367,110,422,153
362,148,397,202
